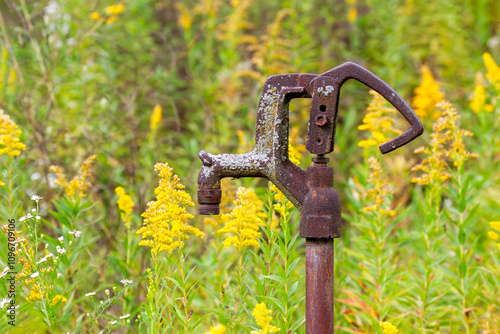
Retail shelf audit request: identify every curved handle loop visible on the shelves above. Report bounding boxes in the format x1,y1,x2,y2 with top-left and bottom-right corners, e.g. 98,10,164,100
315,62,424,154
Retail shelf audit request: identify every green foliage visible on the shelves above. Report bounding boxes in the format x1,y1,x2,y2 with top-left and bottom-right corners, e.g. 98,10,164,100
0,0,500,333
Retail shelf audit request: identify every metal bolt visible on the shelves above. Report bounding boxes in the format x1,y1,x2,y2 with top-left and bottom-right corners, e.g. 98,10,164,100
315,115,327,126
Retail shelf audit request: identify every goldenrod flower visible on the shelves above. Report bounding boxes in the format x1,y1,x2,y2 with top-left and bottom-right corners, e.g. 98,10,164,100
50,295,67,305
358,90,402,148
251,302,280,334
27,289,42,302
412,65,445,118
50,155,97,197
90,12,101,20
470,84,492,113
149,104,162,132
176,3,193,30
412,101,476,185
362,157,395,216
346,0,357,23
105,4,125,15
380,321,398,334
138,162,204,254
217,187,262,250
204,323,226,334
490,221,500,231
105,15,119,25
483,52,500,89
115,187,134,227
437,102,477,168
0,109,26,157
488,231,499,241
236,129,252,154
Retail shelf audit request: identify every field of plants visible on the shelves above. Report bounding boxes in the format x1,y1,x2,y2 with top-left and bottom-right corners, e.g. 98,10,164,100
0,0,500,333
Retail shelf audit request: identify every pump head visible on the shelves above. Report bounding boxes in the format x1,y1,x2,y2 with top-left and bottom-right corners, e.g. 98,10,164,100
197,62,423,219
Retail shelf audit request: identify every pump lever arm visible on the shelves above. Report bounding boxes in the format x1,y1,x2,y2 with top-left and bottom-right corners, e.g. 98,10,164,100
321,62,424,154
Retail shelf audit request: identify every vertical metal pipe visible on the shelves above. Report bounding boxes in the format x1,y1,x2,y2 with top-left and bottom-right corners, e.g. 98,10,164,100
306,238,334,334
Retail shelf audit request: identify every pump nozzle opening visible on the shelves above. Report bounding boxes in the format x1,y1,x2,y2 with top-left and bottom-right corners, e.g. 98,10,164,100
199,204,221,215
197,188,222,215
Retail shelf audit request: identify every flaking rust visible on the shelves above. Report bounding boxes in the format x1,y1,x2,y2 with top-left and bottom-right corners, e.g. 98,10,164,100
197,62,423,333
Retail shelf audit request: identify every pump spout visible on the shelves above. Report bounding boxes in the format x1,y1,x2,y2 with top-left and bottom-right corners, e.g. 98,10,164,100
197,73,317,215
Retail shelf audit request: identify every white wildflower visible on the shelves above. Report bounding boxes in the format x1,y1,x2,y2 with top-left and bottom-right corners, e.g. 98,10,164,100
0,267,9,278
119,314,130,319
31,195,43,202
85,292,96,297
69,230,82,237
30,272,39,278
120,279,133,285
19,213,33,222
0,298,11,308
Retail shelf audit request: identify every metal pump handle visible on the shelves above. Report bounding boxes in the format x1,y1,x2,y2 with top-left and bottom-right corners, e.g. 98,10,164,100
305,62,424,155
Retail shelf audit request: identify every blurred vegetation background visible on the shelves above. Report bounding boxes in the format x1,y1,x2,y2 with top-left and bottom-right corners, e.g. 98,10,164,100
0,0,500,333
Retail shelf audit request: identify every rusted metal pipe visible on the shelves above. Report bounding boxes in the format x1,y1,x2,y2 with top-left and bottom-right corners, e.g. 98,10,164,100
306,239,335,334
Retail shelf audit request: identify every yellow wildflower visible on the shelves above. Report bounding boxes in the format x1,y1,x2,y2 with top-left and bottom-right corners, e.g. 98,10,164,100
0,109,26,157
358,90,402,148
138,162,204,254
488,231,499,241
105,4,125,15
412,101,476,185
236,129,252,154
483,52,500,89
115,187,134,227
346,0,357,22
251,302,280,334
150,104,162,132
49,155,97,197
215,0,253,44
438,102,477,168
176,3,193,30
412,65,445,118
288,139,301,166
50,295,67,305
380,321,398,334
204,323,226,334
218,187,262,250
470,84,487,113
105,15,119,24
90,12,101,20
26,284,47,302
362,157,395,216
490,221,500,231
241,9,292,81
27,289,42,302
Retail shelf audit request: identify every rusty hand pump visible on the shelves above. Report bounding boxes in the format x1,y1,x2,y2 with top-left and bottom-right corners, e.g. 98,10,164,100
197,62,423,333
